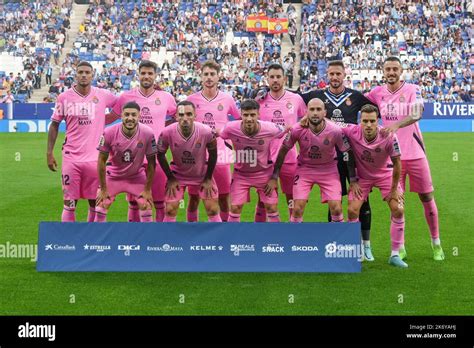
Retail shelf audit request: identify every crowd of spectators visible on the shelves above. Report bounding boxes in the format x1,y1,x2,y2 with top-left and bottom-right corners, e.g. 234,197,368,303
1,0,473,103
0,0,72,103
65,0,288,103
298,0,473,101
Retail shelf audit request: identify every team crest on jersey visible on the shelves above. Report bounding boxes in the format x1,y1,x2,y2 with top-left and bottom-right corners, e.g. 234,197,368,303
217,104,224,111
92,96,99,104
324,139,330,145
137,140,144,149
399,95,405,103
155,98,161,105
375,147,381,153
346,98,352,106
273,110,283,118
195,142,202,149
286,102,293,110
258,140,265,145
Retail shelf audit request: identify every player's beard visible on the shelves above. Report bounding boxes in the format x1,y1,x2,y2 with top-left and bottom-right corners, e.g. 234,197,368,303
271,83,283,92
140,81,153,89
309,117,323,127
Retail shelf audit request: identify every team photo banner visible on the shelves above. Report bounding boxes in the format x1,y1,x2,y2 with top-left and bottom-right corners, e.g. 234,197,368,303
37,222,361,273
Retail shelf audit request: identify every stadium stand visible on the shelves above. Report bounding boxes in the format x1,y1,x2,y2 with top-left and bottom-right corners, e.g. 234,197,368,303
300,0,473,101
0,0,73,102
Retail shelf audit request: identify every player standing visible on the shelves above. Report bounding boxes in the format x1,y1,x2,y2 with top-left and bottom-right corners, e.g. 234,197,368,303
254,63,306,222
95,102,156,222
265,98,349,222
186,60,240,222
157,101,221,222
365,56,444,261
47,61,117,222
219,99,288,222
344,105,407,268
299,60,377,260
110,60,177,222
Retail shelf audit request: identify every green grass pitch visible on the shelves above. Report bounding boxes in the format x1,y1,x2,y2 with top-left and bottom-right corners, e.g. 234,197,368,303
0,132,473,315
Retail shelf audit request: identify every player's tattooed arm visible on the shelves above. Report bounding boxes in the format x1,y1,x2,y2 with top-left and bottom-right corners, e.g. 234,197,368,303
346,150,363,200
96,151,111,207
387,156,404,204
46,120,60,171
201,139,218,198
105,111,121,125
157,152,179,198
141,155,156,207
264,145,290,196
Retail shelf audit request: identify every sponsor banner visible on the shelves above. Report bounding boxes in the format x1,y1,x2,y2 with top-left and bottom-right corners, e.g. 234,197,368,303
0,120,66,132
37,222,361,272
422,103,474,119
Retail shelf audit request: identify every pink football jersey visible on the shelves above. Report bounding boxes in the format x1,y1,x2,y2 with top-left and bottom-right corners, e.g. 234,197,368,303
157,122,216,185
343,124,402,181
113,88,177,139
365,82,425,160
258,91,307,163
51,86,117,162
284,120,350,168
186,91,240,165
97,123,157,179
220,120,286,173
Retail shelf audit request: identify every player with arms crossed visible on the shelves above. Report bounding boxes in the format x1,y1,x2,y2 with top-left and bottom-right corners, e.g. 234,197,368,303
265,98,349,222
186,60,240,222
110,60,177,222
344,105,407,268
219,99,288,223
157,101,221,222
47,61,117,222
254,63,306,222
95,101,156,222
365,56,444,261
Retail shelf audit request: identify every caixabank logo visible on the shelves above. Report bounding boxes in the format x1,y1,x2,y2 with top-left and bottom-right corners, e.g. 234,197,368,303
44,244,76,251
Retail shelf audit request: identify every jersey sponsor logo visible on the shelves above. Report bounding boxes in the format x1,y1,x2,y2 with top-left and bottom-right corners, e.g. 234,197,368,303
273,110,283,118
331,108,344,123
204,113,213,120
182,150,196,164
286,102,293,110
122,149,133,162
362,150,374,163
309,145,321,159
99,135,105,147
393,139,401,154
151,138,157,152
140,107,153,124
